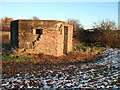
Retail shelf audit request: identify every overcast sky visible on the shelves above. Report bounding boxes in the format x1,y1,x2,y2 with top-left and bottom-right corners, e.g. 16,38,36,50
1,2,118,29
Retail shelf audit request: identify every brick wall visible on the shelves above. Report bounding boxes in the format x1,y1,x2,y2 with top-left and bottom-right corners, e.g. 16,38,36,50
11,20,73,56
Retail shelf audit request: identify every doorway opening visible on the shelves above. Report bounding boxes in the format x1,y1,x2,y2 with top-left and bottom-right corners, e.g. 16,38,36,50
63,26,68,54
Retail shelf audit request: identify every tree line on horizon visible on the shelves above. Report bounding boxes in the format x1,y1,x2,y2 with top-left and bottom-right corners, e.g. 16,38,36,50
67,19,120,48
1,16,40,31
1,16,120,48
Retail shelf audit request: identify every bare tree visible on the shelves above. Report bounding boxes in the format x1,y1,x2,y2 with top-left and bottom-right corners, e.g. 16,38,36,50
92,20,118,47
93,20,117,31
1,17,14,27
67,19,84,42
2,17,14,24
32,16,40,20
67,19,83,30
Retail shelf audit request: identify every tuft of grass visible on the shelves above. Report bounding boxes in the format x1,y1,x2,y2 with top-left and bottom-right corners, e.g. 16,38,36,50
76,45,89,51
91,46,106,51
105,45,111,49
76,45,106,52
2,53,32,63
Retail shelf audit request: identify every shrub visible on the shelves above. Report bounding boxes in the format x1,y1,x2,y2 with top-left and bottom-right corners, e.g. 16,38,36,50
78,20,120,48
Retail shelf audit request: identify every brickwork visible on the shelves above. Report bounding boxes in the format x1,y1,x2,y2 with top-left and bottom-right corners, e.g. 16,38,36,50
11,20,73,56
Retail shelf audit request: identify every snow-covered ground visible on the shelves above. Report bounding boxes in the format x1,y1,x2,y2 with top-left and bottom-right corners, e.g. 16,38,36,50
2,48,120,89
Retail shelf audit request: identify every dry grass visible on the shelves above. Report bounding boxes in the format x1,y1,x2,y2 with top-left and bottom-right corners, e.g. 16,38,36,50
1,32,10,43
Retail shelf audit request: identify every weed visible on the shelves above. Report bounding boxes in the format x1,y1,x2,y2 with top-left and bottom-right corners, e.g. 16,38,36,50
75,45,105,52
76,45,89,51
105,45,111,49
2,53,32,63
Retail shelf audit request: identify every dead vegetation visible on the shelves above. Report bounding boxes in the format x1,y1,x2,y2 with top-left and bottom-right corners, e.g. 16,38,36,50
2,47,105,78
2,42,106,77
2,31,107,78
